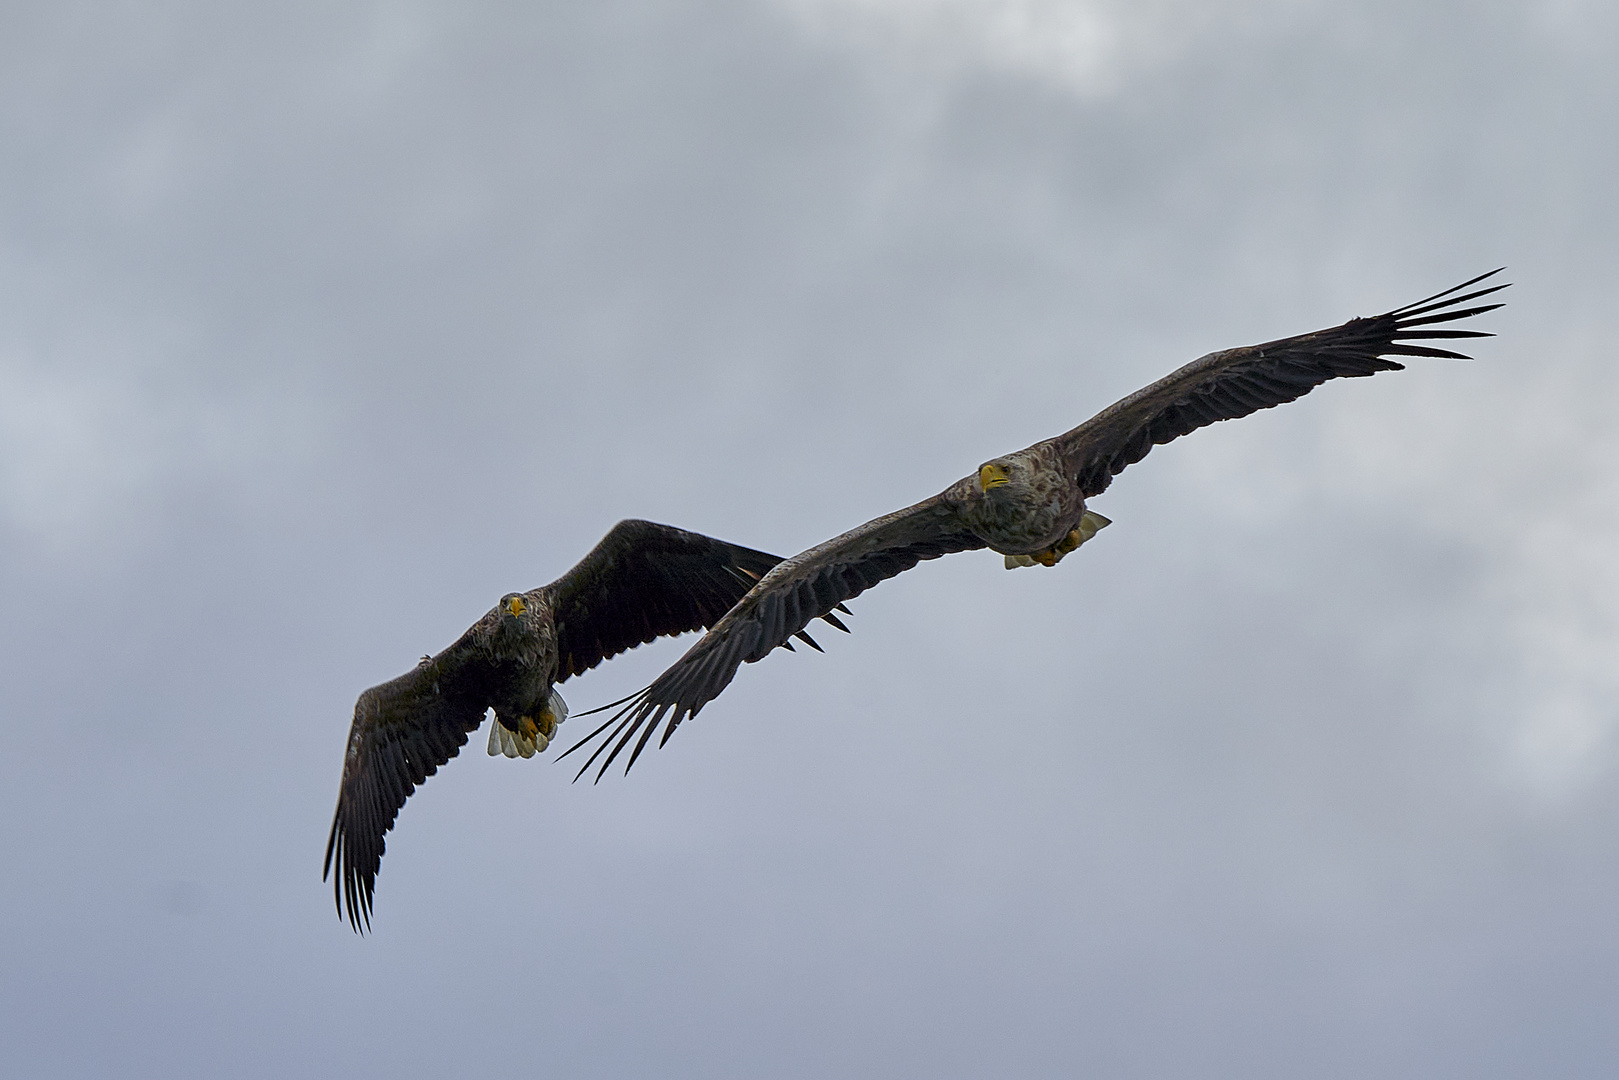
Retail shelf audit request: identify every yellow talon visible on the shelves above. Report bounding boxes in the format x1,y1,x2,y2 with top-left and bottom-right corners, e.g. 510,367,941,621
1028,524,1097,569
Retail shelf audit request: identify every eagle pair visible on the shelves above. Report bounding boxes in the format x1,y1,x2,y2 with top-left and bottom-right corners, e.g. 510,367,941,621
326,271,1507,931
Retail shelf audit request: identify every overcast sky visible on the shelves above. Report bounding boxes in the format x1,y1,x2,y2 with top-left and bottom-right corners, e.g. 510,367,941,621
2,1,1617,1077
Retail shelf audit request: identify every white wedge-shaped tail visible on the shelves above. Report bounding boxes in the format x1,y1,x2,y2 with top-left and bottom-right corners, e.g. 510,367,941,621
486,689,569,758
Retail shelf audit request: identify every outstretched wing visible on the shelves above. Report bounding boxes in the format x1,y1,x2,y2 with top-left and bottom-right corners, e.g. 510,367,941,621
323,631,495,932
563,498,984,780
1054,270,1508,496
543,519,841,682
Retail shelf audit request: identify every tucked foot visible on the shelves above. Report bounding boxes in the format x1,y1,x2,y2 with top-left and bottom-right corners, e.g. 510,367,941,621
1002,511,1112,570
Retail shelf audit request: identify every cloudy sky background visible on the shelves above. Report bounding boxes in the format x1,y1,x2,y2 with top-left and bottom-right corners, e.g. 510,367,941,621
2,1,1616,1076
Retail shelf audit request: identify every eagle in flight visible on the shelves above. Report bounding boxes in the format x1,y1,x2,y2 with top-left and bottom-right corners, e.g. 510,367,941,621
324,519,848,930
565,270,1508,779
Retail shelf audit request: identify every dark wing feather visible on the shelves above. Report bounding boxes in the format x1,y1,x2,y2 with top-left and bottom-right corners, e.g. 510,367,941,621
323,632,494,932
1054,270,1508,496
543,519,846,682
561,498,984,780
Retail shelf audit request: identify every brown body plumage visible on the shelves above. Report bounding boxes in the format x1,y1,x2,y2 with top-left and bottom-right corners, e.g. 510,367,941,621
953,443,1090,557
565,271,1509,779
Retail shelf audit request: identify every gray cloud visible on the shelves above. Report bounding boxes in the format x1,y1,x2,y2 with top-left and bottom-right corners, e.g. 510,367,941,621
2,1,1616,1077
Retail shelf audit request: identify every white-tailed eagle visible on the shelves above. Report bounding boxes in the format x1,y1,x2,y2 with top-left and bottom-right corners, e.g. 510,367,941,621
565,271,1508,779
324,519,848,930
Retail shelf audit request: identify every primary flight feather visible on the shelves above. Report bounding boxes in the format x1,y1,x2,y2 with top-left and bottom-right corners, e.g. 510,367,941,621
564,271,1508,779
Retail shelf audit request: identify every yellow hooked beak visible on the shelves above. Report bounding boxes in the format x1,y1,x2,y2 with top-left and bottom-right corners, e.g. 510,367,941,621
979,462,1011,490
503,595,527,617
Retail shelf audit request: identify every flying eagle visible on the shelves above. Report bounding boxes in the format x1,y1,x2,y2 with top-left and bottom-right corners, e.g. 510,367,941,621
565,271,1508,779
324,519,849,930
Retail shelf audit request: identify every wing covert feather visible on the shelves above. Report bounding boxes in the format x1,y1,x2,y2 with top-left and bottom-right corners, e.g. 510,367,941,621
545,519,825,681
